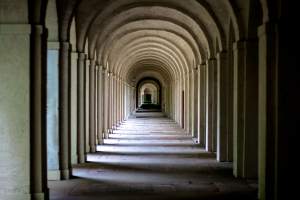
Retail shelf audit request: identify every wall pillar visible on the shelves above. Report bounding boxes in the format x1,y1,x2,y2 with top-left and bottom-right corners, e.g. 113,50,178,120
89,60,96,152
192,69,198,138
212,61,218,152
116,77,120,126
103,70,109,139
85,59,90,153
206,60,216,151
113,76,117,129
77,53,86,163
217,52,228,162
97,66,103,145
198,65,206,144
59,42,71,180
257,23,278,200
243,41,259,178
70,52,78,164
31,25,49,199
233,41,246,178
108,73,113,134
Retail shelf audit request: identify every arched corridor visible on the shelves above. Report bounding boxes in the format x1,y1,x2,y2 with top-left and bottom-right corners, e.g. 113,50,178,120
49,111,257,200
0,1,298,200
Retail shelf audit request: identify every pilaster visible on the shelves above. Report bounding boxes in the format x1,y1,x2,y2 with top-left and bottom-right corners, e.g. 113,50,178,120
217,52,228,162
89,60,96,153
198,64,206,144
233,41,245,178
59,42,71,180
77,53,86,163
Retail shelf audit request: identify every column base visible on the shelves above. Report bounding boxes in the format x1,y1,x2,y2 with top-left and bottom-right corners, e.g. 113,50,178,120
32,191,49,200
98,140,103,145
47,170,61,180
104,132,109,139
90,145,96,153
61,169,70,180
78,154,86,163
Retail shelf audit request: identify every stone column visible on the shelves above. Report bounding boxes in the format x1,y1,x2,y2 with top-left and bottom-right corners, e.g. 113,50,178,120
32,25,49,198
89,60,96,152
233,41,245,178
243,41,259,178
95,65,98,145
212,62,218,152
185,74,189,132
70,52,78,164
205,60,216,151
189,71,194,136
257,23,277,200
113,75,117,129
122,81,125,121
97,66,103,145
47,42,60,180
217,52,228,162
107,73,113,134
59,42,71,180
188,70,194,137
192,69,198,138
116,77,120,126
198,64,206,144
176,80,179,123
77,53,86,163
103,70,109,139
119,80,123,123
85,59,90,153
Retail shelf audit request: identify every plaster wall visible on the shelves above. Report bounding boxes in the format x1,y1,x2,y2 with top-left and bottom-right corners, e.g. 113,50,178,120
46,50,59,170
0,0,28,23
0,33,30,194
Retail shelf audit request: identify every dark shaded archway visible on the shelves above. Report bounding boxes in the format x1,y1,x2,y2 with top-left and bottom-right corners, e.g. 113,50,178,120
135,77,162,108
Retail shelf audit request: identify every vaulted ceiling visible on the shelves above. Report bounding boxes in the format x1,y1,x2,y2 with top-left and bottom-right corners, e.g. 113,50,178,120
54,0,265,86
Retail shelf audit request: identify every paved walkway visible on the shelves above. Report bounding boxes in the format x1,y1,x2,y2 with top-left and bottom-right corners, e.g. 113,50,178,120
49,111,258,200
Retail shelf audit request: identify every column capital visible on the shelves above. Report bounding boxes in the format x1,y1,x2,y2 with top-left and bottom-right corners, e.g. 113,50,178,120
233,41,245,50
61,42,70,50
78,52,85,60
217,51,227,60
103,69,108,73
258,23,278,36
206,59,217,66
90,60,96,65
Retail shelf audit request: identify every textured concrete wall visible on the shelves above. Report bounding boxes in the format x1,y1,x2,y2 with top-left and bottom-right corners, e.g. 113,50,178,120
0,33,30,194
47,50,59,170
0,0,28,23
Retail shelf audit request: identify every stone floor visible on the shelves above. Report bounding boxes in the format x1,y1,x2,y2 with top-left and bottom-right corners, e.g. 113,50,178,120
49,111,258,200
